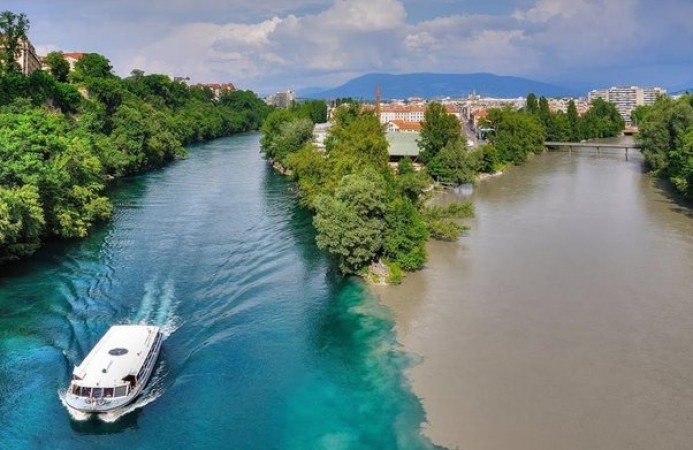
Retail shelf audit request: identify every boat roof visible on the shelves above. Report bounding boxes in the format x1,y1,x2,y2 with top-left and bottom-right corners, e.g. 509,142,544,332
73,325,160,388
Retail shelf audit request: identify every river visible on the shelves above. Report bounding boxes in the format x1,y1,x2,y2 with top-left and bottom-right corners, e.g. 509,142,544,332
0,134,435,449
377,141,693,449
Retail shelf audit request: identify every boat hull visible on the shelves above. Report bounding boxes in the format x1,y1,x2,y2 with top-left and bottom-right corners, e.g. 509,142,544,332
63,330,162,415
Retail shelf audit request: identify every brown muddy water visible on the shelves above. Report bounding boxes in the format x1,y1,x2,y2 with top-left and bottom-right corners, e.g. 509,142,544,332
377,144,693,450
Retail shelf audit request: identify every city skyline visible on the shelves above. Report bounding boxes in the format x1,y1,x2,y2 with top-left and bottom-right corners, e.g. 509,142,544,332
5,0,693,93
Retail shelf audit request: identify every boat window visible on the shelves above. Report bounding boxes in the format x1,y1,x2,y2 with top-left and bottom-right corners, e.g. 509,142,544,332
71,384,80,395
92,388,103,398
104,388,114,398
81,387,92,397
114,386,128,397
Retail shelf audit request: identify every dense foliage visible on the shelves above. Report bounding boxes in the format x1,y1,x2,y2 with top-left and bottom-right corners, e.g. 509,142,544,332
0,10,270,263
419,94,624,187
261,103,473,279
637,94,693,198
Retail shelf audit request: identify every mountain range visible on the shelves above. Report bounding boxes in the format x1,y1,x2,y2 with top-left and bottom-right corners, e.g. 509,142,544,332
302,73,582,99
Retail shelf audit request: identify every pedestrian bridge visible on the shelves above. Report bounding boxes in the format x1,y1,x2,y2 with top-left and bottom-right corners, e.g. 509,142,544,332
545,141,640,159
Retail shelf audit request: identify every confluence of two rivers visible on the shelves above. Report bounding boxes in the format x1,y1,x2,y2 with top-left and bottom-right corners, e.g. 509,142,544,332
1,134,692,449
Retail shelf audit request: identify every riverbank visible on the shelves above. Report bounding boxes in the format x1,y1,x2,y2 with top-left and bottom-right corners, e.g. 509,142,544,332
374,149,693,449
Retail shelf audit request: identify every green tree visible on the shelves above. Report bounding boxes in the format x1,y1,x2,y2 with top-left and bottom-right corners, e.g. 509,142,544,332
567,99,580,141
0,184,45,262
547,111,571,142
260,108,295,160
383,198,428,270
313,169,388,273
427,139,481,184
43,51,70,82
538,96,552,129
73,53,113,80
0,11,29,75
326,105,389,180
292,99,328,123
526,93,539,115
580,98,624,139
638,95,693,197
267,117,314,165
631,105,651,127
418,102,461,163
487,107,547,163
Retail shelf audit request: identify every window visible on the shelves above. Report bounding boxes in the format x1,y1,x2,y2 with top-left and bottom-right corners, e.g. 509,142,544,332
114,386,128,397
92,388,103,398
104,388,114,398
81,387,92,397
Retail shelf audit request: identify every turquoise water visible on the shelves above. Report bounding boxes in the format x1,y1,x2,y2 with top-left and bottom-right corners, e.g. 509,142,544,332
0,134,435,449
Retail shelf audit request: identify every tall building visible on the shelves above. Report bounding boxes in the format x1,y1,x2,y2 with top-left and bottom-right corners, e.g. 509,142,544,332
588,86,666,124
0,35,41,75
265,90,296,108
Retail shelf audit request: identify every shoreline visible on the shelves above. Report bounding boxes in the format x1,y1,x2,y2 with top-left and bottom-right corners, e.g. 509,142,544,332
371,240,466,449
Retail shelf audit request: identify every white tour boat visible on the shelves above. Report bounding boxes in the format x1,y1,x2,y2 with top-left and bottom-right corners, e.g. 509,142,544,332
62,325,162,416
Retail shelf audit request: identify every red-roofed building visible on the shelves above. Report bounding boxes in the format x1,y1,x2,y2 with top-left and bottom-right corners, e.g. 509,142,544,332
386,119,422,133
62,52,85,71
379,104,460,125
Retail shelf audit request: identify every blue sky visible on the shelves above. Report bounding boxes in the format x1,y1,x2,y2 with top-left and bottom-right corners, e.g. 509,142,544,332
5,0,693,93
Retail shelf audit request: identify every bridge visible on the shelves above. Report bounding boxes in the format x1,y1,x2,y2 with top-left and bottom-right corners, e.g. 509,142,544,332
545,141,640,160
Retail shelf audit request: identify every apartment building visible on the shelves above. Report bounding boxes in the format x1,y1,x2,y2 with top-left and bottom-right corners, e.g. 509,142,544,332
0,35,41,75
588,86,666,124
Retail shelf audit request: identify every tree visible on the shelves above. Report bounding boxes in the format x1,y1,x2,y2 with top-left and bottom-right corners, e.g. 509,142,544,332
487,107,547,163
313,169,388,273
0,184,45,262
580,98,624,139
638,95,693,198
73,53,113,80
291,99,328,124
547,111,571,142
526,93,538,115
427,139,482,184
567,99,580,141
266,117,314,164
383,198,428,270
418,102,462,163
326,105,389,180
129,69,145,79
538,96,551,127
0,11,29,75
43,51,70,82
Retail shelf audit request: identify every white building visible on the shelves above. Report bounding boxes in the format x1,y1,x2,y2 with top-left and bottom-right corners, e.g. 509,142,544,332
379,105,460,125
588,86,667,124
266,90,297,108
0,35,41,75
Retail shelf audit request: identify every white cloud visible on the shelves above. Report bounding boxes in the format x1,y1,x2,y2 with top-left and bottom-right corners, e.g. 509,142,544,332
100,0,691,91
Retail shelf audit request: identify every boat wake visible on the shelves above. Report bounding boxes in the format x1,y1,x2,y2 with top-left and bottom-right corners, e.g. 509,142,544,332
132,276,181,336
61,277,180,423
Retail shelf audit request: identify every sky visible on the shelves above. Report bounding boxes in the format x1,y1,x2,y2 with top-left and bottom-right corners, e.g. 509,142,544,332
5,0,693,94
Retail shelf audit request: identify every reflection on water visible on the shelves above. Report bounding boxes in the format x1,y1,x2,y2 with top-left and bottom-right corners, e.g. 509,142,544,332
380,146,693,450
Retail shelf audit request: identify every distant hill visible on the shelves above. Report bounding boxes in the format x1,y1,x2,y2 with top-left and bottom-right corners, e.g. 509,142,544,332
668,80,693,95
308,73,579,99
